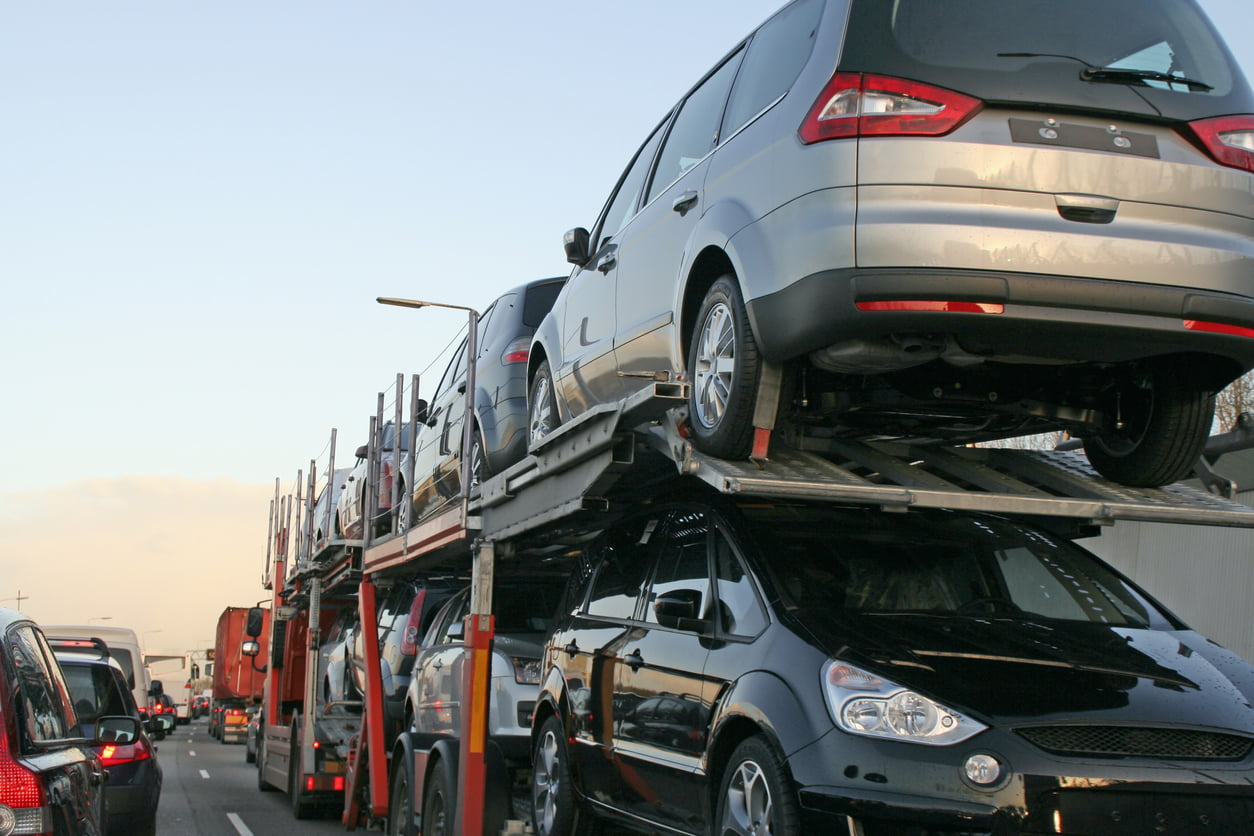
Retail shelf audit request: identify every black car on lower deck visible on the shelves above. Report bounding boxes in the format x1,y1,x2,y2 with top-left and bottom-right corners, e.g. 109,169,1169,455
51,638,162,836
531,492,1254,836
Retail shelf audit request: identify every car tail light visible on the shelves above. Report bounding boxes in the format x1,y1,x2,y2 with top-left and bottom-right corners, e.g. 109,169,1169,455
1184,318,1254,339
856,300,1004,314
501,337,530,365
0,731,53,836
1185,115,1254,172
400,590,426,657
99,735,152,767
800,73,982,144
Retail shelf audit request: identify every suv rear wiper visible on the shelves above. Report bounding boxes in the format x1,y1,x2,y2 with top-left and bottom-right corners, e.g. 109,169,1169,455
1080,67,1212,92
997,53,1213,92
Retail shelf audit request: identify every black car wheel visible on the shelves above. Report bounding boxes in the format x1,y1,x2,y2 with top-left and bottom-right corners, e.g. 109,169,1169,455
389,752,417,836
421,755,455,836
1083,372,1213,487
529,360,560,448
688,275,761,460
532,715,588,836
715,736,799,836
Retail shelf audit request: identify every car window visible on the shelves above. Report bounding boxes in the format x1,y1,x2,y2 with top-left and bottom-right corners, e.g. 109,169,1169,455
595,120,667,250
713,532,767,636
9,626,74,743
473,300,499,360
60,662,128,725
434,337,468,401
521,281,564,328
645,49,744,205
584,516,659,621
723,0,823,136
643,510,710,627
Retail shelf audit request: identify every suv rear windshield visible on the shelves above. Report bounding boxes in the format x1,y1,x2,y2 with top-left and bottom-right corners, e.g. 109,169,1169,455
839,0,1252,120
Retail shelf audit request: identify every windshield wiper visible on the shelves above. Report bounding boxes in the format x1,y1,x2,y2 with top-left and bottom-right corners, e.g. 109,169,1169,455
1080,67,1212,92
996,53,1211,92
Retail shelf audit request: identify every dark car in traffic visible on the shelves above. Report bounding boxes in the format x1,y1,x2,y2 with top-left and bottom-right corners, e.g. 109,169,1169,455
531,492,1254,835
529,0,1254,487
51,638,162,836
0,608,139,836
410,276,565,522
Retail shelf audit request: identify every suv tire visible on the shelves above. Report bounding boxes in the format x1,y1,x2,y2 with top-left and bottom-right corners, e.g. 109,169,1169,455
688,276,761,459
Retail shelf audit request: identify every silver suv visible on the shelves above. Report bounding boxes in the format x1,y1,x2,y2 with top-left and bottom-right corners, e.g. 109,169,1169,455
528,0,1254,486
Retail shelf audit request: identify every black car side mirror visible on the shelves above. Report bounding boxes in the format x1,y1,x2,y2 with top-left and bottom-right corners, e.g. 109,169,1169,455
564,227,591,266
414,398,429,425
653,589,706,632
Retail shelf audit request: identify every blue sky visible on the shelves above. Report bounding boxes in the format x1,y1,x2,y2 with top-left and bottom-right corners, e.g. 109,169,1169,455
0,0,1251,653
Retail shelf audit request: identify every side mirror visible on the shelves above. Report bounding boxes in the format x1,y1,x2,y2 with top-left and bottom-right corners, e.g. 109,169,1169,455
653,589,705,631
563,227,591,266
414,398,430,425
241,640,261,658
355,444,369,459
95,715,141,746
245,606,266,638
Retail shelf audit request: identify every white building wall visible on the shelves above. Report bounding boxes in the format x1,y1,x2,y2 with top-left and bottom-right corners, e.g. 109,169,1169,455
1084,488,1254,663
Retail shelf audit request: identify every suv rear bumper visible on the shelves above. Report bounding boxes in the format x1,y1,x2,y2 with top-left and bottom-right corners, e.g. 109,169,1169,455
746,267,1254,386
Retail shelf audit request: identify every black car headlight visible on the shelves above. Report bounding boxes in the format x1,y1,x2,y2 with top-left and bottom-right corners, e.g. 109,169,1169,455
822,661,986,746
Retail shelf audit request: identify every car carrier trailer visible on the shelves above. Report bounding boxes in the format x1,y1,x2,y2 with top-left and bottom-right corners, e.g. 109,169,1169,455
250,378,1254,835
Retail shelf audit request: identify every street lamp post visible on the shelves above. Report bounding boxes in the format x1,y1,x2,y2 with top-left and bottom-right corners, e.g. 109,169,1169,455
0,590,30,609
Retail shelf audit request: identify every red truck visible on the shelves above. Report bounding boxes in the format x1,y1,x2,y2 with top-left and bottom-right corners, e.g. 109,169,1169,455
211,606,269,744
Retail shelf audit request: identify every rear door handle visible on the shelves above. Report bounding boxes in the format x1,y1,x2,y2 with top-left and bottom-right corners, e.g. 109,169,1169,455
624,650,644,672
671,190,698,215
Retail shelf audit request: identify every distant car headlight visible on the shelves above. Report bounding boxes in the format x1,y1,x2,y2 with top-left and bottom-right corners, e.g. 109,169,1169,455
510,656,542,685
822,661,986,746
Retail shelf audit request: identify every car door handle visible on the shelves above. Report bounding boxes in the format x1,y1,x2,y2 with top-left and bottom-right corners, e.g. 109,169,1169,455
596,248,617,274
624,650,644,672
672,190,698,215
431,659,443,670
564,641,579,658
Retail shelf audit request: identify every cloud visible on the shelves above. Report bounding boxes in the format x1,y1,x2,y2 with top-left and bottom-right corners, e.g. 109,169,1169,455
0,475,274,677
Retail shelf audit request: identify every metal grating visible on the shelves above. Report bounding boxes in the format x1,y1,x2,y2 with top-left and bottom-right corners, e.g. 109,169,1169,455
1017,725,1253,761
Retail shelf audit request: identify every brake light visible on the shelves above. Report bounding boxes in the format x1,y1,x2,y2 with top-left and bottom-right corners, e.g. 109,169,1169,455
501,337,530,365
401,590,426,657
800,73,982,144
1184,319,1254,339
0,729,52,836
1186,115,1254,172
99,736,151,767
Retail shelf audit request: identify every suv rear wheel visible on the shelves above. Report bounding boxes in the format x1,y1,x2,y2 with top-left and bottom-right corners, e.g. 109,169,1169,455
688,276,761,459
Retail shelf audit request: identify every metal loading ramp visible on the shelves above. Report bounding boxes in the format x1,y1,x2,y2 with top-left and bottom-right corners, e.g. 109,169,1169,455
471,388,1254,542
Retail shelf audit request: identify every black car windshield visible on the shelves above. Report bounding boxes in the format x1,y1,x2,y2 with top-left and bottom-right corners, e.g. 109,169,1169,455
739,505,1170,628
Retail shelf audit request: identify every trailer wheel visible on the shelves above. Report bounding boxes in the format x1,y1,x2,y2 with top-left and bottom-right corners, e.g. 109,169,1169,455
388,753,417,836
421,756,456,836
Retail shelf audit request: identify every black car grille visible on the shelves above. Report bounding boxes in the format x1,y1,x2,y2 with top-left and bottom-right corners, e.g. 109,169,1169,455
1017,725,1253,761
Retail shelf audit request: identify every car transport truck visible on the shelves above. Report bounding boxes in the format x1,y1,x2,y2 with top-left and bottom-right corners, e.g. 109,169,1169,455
244,367,1254,835
211,605,270,744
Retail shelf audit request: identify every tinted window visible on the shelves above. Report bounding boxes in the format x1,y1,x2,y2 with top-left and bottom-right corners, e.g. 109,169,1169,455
714,533,767,636
840,0,1251,118
585,516,659,620
61,662,128,727
9,626,73,743
723,0,823,135
521,281,564,328
644,510,710,627
596,121,666,250
646,50,744,205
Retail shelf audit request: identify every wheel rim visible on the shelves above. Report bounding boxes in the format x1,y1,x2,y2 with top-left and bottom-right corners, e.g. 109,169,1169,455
392,776,411,836
721,759,774,836
693,301,736,430
530,374,555,446
533,729,561,835
1095,385,1154,458
426,787,447,836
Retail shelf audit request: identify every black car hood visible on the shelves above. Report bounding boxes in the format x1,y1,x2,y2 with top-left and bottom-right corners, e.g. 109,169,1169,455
810,614,1254,730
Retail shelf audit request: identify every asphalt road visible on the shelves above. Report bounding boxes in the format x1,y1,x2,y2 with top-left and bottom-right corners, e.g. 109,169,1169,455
154,718,347,836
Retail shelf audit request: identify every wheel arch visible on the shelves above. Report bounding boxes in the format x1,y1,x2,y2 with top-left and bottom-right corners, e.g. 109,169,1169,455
680,246,738,369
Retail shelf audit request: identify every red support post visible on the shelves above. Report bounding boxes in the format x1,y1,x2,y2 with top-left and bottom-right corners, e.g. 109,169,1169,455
458,611,495,836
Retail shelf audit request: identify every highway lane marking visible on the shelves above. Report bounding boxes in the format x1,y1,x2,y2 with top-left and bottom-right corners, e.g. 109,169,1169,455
199,769,211,779
226,813,254,836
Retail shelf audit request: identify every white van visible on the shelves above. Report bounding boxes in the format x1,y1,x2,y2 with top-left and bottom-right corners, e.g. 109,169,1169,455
44,624,152,714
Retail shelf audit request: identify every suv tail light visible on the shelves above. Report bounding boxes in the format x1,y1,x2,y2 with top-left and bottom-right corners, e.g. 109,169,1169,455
800,73,982,144
501,337,530,365
1186,115,1254,172
99,735,152,768
0,731,53,836
400,590,427,657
